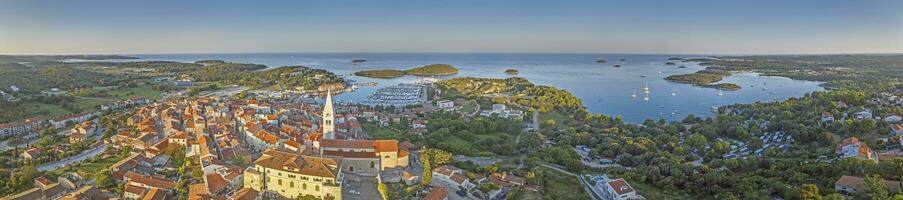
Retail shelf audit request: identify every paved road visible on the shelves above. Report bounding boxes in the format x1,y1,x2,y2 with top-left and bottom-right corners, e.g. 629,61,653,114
38,143,108,172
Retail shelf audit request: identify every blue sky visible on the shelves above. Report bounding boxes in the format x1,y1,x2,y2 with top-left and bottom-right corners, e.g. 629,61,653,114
1,0,901,54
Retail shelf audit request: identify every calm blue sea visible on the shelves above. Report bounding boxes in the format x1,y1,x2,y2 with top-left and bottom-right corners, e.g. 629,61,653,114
108,53,824,123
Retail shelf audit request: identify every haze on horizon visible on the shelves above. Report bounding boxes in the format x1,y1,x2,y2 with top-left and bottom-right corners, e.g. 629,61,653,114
1,0,902,55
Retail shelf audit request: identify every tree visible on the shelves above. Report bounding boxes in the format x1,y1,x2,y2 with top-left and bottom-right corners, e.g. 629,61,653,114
96,170,115,190
427,149,452,166
421,150,432,186
797,184,822,200
377,182,389,200
855,175,889,200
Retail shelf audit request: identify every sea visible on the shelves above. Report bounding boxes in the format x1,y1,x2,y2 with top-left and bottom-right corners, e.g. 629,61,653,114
93,53,824,123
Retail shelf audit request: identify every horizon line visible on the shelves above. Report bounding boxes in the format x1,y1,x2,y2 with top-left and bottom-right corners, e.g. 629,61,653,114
3,51,903,57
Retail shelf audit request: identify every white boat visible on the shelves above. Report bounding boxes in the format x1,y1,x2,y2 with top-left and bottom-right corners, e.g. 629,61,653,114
717,89,723,96
631,90,637,98
643,80,650,94
671,89,676,96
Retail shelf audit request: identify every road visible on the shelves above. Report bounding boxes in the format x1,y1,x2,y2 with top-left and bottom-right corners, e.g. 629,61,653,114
38,143,108,172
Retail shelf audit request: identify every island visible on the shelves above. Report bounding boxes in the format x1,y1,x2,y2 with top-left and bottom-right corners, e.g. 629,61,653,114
668,57,685,60
504,68,519,75
353,69,407,78
613,65,621,68
665,62,676,65
351,59,367,63
665,68,741,90
596,59,607,63
678,66,687,68
354,64,459,78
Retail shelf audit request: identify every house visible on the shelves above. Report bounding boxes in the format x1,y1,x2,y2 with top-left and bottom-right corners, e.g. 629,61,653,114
891,124,903,136
855,110,873,119
411,120,427,129
834,175,901,196
123,172,176,191
431,166,475,190
492,104,506,112
885,115,902,123
836,137,874,160
21,148,43,160
602,178,639,200
69,121,95,144
424,186,449,200
436,100,454,109
489,172,526,187
821,112,835,123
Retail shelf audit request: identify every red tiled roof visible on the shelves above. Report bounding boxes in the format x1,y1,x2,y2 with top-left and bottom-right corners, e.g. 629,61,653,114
254,149,339,178
205,173,228,194
608,178,635,195
424,186,448,200
124,172,176,190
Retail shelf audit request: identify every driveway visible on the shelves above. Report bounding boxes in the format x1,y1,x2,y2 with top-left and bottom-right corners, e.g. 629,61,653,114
38,143,108,171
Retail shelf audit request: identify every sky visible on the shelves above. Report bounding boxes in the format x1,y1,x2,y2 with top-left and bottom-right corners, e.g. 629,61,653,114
1,0,902,55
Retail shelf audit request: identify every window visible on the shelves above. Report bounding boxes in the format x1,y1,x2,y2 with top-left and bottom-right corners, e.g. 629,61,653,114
278,179,282,185
370,161,375,168
303,183,307,190
315,185,320,192
349,166,354,172
290,181,294,188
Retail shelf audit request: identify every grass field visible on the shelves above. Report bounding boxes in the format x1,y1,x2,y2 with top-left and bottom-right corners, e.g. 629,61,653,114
21,102,71,117
361,122,413,141
103,84,161,100
73,98,108,111
456,98,478,113
541,168,591,200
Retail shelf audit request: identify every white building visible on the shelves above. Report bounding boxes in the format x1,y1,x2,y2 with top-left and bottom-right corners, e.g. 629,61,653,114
601,178,639,200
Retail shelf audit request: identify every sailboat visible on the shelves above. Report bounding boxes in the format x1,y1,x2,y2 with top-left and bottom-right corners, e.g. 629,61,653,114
671,89,676,96
631,90,637,98
643,80,650,94
643,93,650,101
717,89,724,96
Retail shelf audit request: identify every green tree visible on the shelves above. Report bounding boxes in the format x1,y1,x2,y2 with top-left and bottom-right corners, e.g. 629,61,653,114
855,175,889,200
797,184,822,200
421,150,432,186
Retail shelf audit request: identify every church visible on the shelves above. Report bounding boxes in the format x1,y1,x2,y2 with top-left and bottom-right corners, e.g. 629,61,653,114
312,91,410,175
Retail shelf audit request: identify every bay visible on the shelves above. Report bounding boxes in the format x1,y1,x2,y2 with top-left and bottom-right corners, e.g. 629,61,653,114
98,53,824,123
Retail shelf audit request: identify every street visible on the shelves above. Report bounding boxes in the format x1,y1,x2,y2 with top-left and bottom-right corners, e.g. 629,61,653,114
37,143,108,172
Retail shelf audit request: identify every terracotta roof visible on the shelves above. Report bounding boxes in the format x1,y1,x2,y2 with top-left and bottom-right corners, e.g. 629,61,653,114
285,140,301,149
320,139,374,149
424,186,448,200
124,184,147,196
373,140,399,152
231,188,259,200
254,148,339,178
255,130,278,144
35,176,55,186
205,173,228,194
322,150,378,158
142,188,168,200
124,172,176,190
835,175,866,187
837,136,861,151
450,174,468,184
608,178,635,195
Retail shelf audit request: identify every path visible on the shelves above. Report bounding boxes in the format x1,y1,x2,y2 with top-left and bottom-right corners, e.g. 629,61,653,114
38,143,108,171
